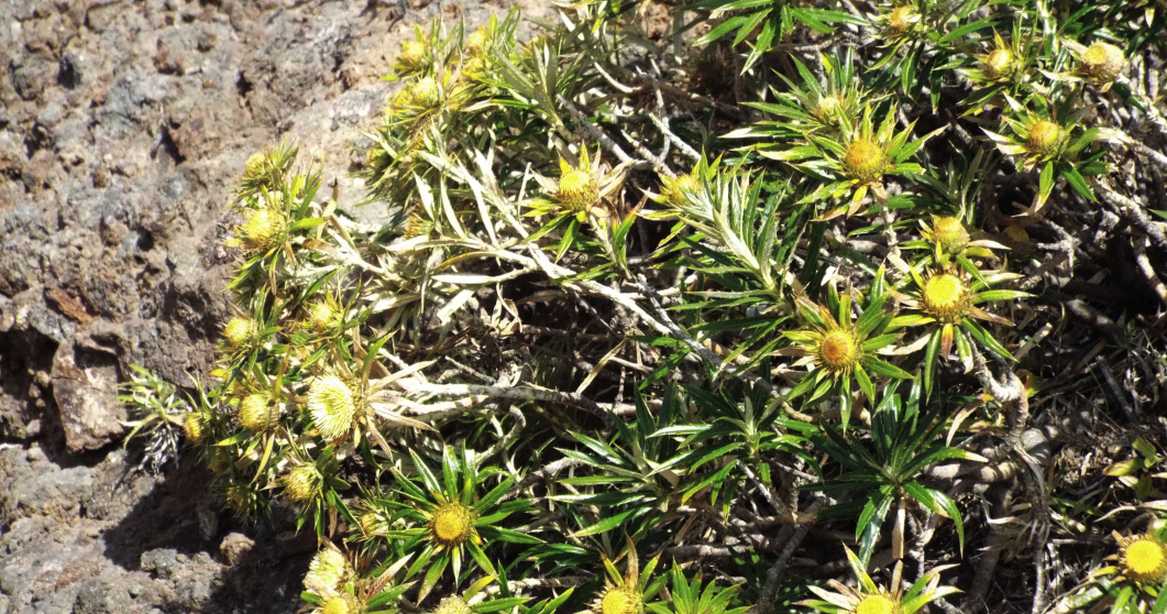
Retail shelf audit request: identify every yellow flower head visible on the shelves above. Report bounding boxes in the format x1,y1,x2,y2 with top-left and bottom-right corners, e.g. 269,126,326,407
239,392,279,432
1121,534,1167,583
466,27,490,54
813,94,842,120
238,207,285,250
1080,41,1125,84
396,38,428,73
984,47,1014,79
557,158,600,212
429,501,476,546
662,173,701,206
1026,120,1062,156
887,5,919,34
320,597,351,614
844,138,887,183
409,76,441,108
922,274,968,322
284,464,321,502
358,510,384,536
183,413,204,443
854,594,900,614
930,215,971,252
600,586,644,614
223,316,257,348
308,375,357,441
434,596,474,614
308,301,337,331
819,329,859,371
304,547,349,598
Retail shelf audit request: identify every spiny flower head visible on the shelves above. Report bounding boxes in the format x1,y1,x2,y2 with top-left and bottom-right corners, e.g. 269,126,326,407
320,597,351,614
983,47,1014,79
182,412,204,443
843,138,888,183
223,316,258,348
660,172,701,206
433,596,474,614
239,392,279,432
307,301,338,331
922,273,968,322
886,5,920,35
395,38,428,74
853,593,900,614
1080,41,1125,85
813,93,843,120
557,151,601,212
284,464,321,502
237,206,286,251
1120,533,1167,583
465,26,490,55
819,329,859,371
304,546,349,598
929,215,971,253
1026,119,1063,156
410,75,441,108
307,375,358,441
599,586,644,614
429,501,476,546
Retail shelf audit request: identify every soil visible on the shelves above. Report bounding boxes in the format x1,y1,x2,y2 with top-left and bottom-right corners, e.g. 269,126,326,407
0,1,543,612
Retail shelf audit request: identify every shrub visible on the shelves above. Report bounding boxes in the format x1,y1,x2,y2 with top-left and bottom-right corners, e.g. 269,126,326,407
124,1,1167,612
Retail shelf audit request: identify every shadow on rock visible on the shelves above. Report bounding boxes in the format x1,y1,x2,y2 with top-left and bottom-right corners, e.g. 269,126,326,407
101,455,313,612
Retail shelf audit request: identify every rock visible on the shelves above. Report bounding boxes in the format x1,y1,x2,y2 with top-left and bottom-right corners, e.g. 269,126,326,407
219,532,256,566
50,341,123,452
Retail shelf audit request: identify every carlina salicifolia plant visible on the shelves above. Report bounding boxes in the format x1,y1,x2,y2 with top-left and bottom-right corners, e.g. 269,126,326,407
766,101,944,218
981,94,1111,208
892,259,1029,396
801,545,959,613
782,270,912,429
381,445,537,602
589,540,664,614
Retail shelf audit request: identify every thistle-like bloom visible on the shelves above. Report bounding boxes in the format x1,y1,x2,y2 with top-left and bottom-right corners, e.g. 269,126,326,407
557,151,601,213
304,546,349,598
238,392,279,432
320,597,351,614
802,546,957,614
599,586,644,614
818,329,860,371
1079,41,1125,86
395,38,428,74
982,46,1014,80
182,413,204,443
429,501,477,546
659,172,701,207
284,464,321,502
222,316,257,348
843,138,888,183
923,216,971,254
920,274,969,323
885,5,919,35
783,274,910,427
307,301,337,331
1025,119,1063,156
433,596,474,614
237,206,286,251
1119,533,1167,584
307,375,357,441
409,75,441,109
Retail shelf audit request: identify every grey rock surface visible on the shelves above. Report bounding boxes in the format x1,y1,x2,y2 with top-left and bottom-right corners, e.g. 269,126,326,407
0,0,541,612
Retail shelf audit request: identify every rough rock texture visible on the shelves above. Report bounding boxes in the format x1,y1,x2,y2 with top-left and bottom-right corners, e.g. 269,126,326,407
0,1,540,612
